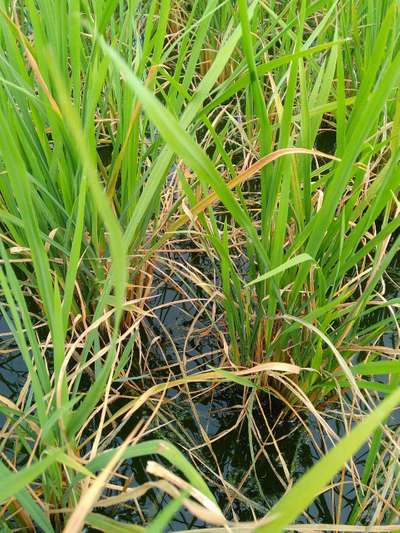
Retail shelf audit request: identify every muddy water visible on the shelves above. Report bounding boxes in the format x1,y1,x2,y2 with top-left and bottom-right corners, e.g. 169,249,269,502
0,319,27,429
95,254,399,530
0,257,399,531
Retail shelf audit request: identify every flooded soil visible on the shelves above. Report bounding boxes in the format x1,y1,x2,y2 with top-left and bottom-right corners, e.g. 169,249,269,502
1,247,399,531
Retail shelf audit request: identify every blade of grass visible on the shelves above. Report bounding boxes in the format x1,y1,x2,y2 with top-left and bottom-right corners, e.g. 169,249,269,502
256,385,400,532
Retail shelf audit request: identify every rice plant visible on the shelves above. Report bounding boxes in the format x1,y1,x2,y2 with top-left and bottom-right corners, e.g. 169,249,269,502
0,0,398,531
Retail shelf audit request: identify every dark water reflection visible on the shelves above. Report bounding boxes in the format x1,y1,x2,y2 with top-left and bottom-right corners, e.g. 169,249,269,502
0,257,399,531
0,319,27,430
95,256,399,530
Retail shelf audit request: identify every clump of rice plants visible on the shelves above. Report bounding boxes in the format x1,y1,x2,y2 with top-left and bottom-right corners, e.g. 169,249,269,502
0,0,399,532
189,1,400,386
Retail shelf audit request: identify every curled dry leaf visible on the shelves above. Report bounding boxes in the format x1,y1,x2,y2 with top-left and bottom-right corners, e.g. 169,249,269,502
146,461,227,526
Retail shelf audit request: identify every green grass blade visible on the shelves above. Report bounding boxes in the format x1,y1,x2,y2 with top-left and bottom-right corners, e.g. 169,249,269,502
256,386,400,532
